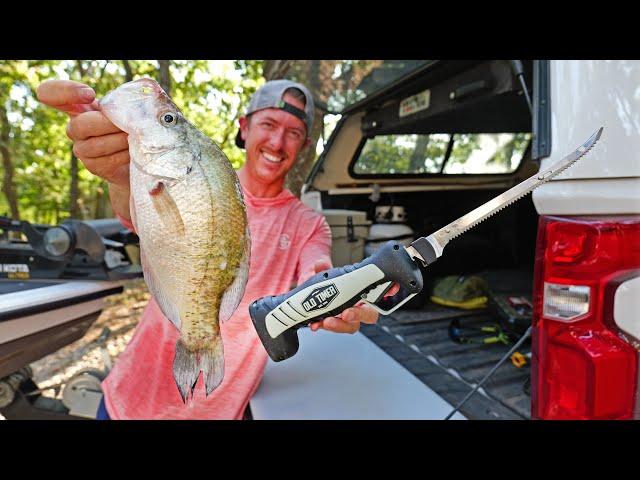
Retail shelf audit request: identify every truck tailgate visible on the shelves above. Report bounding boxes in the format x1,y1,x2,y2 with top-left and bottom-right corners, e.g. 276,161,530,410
250,327,466,420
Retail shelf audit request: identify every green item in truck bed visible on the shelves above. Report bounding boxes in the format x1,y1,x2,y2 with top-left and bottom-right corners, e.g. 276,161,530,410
431,275,489,310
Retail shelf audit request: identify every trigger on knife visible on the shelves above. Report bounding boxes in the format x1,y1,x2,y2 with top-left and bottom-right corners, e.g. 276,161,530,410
364,281,394,303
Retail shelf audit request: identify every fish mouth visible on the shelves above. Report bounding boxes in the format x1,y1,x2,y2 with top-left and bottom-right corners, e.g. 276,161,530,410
133,78,164,94
99,78,172,134
100,80,155,109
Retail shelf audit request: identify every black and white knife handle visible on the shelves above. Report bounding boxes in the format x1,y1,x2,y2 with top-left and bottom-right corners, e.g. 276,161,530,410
249,241,423,362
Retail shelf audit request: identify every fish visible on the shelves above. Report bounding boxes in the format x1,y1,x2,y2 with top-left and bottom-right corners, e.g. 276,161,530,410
100,78,250,402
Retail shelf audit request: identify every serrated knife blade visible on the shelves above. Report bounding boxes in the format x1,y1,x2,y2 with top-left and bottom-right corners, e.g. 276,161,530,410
406,127,604,266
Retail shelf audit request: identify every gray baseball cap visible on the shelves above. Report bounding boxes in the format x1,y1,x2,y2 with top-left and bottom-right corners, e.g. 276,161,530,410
235,79,315,149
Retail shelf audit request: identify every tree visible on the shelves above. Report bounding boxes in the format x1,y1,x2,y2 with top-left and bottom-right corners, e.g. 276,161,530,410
0,102,19,219
122,60,134,82
158,60,171,95
263,60,292,81
0,60,264,223
408,135,431,172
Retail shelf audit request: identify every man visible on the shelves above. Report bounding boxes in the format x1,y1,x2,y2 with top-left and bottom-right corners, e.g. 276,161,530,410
37,77,387,420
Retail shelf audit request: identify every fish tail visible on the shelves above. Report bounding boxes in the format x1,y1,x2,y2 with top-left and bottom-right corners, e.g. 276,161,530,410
172,338,225,401
201,338,225,396
173,339,200,403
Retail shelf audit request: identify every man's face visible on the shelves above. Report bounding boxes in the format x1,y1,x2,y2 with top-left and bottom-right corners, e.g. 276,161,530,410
239,93,310,186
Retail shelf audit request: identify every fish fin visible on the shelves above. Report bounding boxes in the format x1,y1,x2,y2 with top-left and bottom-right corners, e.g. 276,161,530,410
141,246,181,330
200,338,225,395
219,226,251,323
148,180,185,237
173,339,201,403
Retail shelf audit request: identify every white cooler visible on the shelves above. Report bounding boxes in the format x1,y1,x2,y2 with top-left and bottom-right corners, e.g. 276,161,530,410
364,223,415,257
321,209,371,267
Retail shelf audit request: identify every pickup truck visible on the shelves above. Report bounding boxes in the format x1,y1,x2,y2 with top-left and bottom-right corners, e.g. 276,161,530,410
254,60,639,420
4,60,636,421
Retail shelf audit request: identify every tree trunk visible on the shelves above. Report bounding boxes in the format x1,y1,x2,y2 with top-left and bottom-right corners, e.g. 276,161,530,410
263,60,293,80
283,61,324,198
68,60,87,219
158,60,171,95
69,147,81,219
408,135,430,172
94,183,106,219
0,104,19,219
75,60,86,78
122,60,134,82
285,111,323,198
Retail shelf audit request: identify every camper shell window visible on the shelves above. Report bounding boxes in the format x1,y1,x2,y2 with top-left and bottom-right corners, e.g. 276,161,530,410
352,132,532,176
347,60,534,179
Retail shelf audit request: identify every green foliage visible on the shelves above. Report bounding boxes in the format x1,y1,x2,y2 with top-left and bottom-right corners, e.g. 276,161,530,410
0,60,265,223
447,134,481,167
485,132,531,168
168,60,263,169
356,134,451,174
445,133,530,174
355,132,530,176
1,59,451,221
1,60,80,223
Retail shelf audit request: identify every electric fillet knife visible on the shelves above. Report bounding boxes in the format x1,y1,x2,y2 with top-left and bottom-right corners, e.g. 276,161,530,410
249,127,604,362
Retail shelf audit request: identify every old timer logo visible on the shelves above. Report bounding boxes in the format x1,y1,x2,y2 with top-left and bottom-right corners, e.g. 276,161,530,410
302,283,339,312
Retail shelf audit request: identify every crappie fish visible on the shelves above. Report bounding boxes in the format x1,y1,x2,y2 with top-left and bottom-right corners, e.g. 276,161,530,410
100,78,250,402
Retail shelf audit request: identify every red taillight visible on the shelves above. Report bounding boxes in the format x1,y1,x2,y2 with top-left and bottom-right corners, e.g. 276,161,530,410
547,222,592,264
532,215,640,420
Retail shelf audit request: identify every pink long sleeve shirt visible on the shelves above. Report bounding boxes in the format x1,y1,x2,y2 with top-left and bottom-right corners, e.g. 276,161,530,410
101,186,332,419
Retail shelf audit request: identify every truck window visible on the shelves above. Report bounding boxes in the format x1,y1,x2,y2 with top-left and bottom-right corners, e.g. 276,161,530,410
352,132,531,176
445,133,531,174
354,133,451,174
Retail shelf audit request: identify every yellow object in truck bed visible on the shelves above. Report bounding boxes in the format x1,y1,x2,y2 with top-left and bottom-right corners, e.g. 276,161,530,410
430,275,489,309
430,295,488,310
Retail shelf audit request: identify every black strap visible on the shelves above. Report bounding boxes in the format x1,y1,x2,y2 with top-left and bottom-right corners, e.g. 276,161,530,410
277,100,307,125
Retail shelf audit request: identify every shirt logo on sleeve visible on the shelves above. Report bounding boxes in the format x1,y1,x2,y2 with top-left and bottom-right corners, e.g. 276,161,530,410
278,233,291,250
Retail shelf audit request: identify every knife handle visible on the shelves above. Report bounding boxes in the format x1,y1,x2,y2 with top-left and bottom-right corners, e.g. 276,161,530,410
249,241,423,362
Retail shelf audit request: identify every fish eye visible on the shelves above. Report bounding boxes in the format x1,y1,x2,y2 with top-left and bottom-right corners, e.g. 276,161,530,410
159,112,178,126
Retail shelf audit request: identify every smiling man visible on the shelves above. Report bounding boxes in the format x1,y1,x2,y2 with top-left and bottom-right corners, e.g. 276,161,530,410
37,77,386,420
236,80,311,197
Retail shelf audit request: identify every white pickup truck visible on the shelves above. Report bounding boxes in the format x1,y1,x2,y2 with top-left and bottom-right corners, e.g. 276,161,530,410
252,60,639,420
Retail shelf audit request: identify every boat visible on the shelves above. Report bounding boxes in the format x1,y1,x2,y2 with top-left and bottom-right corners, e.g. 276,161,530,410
0,216,142,419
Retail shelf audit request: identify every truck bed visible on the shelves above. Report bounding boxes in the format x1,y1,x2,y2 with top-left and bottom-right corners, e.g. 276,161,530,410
361,268,533,420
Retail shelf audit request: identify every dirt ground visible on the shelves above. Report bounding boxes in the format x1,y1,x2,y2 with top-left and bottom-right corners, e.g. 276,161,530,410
29,279,150,401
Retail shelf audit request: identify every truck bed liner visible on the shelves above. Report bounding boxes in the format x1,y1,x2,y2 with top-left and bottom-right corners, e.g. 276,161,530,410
360,304,532,420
